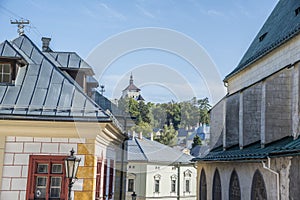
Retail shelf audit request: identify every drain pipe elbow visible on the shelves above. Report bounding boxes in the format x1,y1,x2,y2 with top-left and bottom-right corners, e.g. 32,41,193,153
261,157,280,200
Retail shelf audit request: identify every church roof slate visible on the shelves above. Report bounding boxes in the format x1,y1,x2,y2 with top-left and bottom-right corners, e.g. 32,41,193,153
192,136,300,162
225,0,300,81
0,35,112,122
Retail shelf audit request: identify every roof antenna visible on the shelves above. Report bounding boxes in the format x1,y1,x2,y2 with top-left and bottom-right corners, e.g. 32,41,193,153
100,85,105,95
10,19,30,35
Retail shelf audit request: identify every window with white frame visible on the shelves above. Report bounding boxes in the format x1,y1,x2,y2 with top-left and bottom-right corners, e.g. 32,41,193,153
128,179,134,192
184,170,192,193
0,63,12,83
170,174,177,193
154,174,161,193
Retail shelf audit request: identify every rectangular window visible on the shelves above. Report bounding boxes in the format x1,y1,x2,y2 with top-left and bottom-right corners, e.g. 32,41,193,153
128,179,134,192
26,155,68,200
171,180,176,193
96,160,103,199
185,180,190,192
0,63,12,83
155,180,160,193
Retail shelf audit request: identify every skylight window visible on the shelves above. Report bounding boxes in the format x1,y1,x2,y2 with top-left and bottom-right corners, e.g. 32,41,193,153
295,7,300,16
259,32,268,42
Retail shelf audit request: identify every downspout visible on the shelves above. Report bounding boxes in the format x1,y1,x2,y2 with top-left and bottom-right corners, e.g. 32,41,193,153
119,137,128,200
262,157,280,200
177,162,181,200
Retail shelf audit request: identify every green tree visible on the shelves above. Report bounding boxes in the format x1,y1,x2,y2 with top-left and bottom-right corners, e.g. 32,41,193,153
131,122,153,136
198,97,211,125
192,135,202,148
155,124,177,146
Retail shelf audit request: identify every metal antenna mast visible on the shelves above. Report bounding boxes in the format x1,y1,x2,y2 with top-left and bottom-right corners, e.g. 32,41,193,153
10,19,30,35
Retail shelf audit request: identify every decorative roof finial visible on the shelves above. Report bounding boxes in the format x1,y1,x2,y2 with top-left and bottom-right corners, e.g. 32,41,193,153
10,19,30,36
130,73,133,84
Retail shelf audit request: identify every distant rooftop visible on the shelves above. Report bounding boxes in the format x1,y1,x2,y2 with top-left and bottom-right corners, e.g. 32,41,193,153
127,136,193,164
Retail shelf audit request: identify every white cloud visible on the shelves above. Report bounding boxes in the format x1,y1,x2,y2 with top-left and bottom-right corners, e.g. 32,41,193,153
99,3,127,21
135,4,155,19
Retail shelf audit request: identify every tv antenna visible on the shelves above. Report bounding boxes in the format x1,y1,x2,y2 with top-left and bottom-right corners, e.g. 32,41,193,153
10,19,30,35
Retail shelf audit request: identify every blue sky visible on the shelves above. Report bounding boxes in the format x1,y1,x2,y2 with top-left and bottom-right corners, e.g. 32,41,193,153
0,0,278,104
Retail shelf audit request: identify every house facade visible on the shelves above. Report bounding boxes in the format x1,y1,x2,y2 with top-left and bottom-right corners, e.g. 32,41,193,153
0,34,127,200
126,134,197,200
194,1,300,199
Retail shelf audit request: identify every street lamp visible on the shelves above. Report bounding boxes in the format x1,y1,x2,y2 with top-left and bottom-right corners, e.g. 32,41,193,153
131,192,137,200
65,148,81,200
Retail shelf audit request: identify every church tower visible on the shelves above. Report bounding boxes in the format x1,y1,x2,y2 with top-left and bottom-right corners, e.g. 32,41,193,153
121,74,144,101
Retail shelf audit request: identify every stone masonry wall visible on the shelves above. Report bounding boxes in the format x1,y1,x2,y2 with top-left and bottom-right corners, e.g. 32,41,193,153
209,99,225,149
264,69,292,144
225,94,239,148
242,83,262,146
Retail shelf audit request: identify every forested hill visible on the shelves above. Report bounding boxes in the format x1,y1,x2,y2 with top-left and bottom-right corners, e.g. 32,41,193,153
117,97,211,146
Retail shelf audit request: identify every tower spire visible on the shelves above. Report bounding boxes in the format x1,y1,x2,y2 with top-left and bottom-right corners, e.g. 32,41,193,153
130,73,133,84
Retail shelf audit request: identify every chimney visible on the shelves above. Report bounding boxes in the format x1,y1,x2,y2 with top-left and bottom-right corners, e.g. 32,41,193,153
139,132,143,139
41,37,52,52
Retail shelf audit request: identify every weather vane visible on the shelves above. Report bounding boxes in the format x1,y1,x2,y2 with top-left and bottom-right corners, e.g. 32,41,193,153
10,19,30,35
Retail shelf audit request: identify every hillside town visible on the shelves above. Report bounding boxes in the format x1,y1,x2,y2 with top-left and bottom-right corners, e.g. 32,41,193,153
0,0,299,200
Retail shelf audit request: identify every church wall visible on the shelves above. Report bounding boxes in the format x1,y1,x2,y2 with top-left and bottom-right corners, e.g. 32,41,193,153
196,158,293,200
226,34,300,95
209,99,225,149
242,82,262,146
225,94,239,148
264,69,292,144
289,156,300,199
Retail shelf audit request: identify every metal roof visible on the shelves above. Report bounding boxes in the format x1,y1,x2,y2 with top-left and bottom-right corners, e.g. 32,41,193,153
0,35,110,121
127,136,193,164
44,52,94,75
225,0,300,81
192,136,300,162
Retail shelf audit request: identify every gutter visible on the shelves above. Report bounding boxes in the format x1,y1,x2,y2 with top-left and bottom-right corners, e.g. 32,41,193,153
261,157,280,200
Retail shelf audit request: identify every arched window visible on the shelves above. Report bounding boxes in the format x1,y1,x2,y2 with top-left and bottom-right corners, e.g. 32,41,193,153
251,170,267,200
212,169,222,200
199,169,207,200
229,170,241,200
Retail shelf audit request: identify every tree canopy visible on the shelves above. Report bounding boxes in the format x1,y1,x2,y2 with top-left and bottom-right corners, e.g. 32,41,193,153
117,97,210,146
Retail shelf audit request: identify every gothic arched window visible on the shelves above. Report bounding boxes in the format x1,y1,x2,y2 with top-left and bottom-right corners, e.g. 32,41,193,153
229,170,241,200
199,169,207,200
212,169,222,200
251,170,267,200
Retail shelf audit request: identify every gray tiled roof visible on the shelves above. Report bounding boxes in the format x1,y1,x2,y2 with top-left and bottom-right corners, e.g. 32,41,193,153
225,0,300,80
127,137,193,164
0,35,110,121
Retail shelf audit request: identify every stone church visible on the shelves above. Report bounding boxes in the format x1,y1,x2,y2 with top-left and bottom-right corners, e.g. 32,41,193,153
194,1,300,199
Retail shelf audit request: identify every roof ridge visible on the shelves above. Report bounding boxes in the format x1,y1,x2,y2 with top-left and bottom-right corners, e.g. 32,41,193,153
134,137,149,161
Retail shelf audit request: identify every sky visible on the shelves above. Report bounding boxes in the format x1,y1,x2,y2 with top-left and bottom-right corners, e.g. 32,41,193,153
0,0,278,104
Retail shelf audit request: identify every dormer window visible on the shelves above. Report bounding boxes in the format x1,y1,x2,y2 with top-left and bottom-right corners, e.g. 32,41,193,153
295,7,300,16
259,32,268,42
0,57,27,84
0,63,12,83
